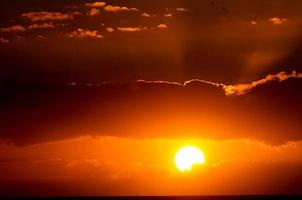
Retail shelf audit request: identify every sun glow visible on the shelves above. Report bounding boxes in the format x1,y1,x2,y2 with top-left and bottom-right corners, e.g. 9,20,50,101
175,146,205,172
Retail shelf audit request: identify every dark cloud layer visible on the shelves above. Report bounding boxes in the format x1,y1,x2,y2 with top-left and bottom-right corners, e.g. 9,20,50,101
0,72,301,146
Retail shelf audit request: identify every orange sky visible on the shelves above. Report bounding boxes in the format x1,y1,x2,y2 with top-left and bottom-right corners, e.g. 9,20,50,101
1,136,302,195
1,0,302,196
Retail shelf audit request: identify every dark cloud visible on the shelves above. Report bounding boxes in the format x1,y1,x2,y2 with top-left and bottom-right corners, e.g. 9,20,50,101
0,72,301,146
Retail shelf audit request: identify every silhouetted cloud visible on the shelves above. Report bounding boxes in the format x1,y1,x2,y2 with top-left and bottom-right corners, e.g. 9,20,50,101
0,71,302,146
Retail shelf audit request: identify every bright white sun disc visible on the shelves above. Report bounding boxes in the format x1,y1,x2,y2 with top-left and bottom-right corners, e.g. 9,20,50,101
175,146,205,172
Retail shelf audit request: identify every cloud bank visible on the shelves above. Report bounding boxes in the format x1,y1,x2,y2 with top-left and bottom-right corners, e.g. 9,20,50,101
0,71,301,146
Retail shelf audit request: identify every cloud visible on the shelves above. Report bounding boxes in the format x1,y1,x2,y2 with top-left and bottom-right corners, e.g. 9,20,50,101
117,27,146,32
87,8,100,16
251,21,257,25
164,13,173,18
22,11,79,22
223,71,302,95
68,28,103,39
104,5,139,12
141,13,153,18
269,17,287,25
0,71,302,146
106,27,114,32
85,1,106,7
0,23,57,33
0,38,9,43
28,22,56,30
0,25,26,33
175,8,191,12
157,24,168,29
139,71,302,96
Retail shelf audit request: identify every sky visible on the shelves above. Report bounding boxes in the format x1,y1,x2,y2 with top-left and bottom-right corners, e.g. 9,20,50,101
0,0,302,196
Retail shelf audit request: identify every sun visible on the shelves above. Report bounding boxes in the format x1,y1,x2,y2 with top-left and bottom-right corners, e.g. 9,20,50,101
175,146,205,172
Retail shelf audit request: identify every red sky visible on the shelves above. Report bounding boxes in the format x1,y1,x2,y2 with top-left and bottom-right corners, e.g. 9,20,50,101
0,0,302,196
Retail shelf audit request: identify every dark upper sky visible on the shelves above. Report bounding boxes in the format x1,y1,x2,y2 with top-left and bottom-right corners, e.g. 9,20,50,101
1,0,302,84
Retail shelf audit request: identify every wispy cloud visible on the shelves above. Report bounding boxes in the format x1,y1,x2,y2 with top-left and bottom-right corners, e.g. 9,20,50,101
87,8,100,16
22,11,80,22
139,71,302,96
68,28,103,39
28,22,56,29
106,27,114,32
0,37,9,43
141,13,156,18
251,21,257,25
136,79,221,88
164,13,173,18
0,25,26,33
175,8,191,12
85,1,106,7
157,24,168,29
0,23,57,33
117,27,146,32
223,71,302,95
269,17,287,25
104,5,139,12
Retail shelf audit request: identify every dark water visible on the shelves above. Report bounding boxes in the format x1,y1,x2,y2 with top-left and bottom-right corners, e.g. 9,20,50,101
1,196,302,200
